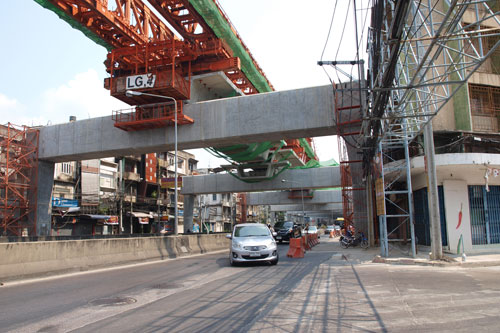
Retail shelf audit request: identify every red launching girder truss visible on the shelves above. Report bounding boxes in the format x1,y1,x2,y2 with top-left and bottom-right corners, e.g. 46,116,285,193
104,38,240,105
45,1,263,94
42,0,267,130
45,0,176,48
0,123,39,236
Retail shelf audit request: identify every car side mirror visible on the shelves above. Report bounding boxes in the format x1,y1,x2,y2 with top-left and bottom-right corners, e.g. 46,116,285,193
272,232,277,237
226,234,232,239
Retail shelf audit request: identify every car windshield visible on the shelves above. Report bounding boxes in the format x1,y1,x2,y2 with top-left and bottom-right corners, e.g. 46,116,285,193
234,225,270,237
309,226,317,231
283,222,294,229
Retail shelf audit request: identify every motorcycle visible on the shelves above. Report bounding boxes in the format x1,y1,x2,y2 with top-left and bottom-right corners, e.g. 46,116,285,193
340,232,368,249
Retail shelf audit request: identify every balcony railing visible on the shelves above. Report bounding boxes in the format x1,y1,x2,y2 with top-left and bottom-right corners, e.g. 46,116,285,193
123,171,141,181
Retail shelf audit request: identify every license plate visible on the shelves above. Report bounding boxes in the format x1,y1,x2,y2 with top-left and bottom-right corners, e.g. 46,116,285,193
276,236,282,240
249,251,260,257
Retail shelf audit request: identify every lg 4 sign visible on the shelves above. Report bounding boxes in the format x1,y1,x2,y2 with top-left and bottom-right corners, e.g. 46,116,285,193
126,74,156,89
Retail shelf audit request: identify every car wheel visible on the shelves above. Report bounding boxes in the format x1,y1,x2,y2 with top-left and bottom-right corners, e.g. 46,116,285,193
270,255,279,265
230,257,237,267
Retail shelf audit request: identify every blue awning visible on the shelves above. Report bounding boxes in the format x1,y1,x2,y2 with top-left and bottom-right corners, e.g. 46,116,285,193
81,214,112,220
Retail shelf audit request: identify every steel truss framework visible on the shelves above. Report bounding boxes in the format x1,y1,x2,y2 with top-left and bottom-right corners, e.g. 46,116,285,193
365,0,500,257
0,123,39,236
39,0,271,107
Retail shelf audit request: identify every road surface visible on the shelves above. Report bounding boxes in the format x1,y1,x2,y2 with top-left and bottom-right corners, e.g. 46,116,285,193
1,237,500,332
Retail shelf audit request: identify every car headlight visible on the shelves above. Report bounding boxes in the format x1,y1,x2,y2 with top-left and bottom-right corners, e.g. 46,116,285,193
232,241,243,249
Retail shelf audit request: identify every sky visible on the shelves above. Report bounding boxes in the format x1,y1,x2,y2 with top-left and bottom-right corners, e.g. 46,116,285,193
0,0,370,168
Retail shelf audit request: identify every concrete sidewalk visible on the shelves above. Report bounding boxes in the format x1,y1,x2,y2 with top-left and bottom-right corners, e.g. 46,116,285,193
316,236,500,268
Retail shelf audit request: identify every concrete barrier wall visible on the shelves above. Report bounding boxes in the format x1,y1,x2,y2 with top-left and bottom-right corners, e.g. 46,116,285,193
0,234,229,282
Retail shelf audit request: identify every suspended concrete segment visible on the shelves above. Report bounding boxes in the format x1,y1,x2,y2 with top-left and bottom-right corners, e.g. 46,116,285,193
181,166,340,195
39,85,339,162
247,190,341,205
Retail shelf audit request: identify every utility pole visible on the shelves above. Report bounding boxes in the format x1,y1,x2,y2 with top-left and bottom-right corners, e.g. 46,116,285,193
130,200,133,234
424,121,442,260
119,157,124,233
157,156,161,233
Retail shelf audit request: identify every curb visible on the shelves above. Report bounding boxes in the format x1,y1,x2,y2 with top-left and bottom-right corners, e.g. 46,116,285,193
372,255,500,268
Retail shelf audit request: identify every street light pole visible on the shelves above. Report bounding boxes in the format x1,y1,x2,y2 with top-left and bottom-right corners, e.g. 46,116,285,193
282,179,305,225
125,90,178,235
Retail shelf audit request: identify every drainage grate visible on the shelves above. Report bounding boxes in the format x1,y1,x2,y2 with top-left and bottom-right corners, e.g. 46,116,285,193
89,297,137,307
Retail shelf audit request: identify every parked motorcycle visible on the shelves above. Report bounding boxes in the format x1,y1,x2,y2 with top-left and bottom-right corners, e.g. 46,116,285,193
340,232,369,249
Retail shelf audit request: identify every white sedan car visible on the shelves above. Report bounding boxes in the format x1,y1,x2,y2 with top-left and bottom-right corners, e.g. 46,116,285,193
227,223,278,266
304,225,320,238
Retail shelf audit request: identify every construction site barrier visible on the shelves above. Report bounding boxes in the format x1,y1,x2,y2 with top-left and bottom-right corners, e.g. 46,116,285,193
308,235,314,248
286,238,305,258
0,234,229,282
302,235,311,251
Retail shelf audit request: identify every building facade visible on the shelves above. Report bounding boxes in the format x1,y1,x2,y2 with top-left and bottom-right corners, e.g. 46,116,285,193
386,3,500,253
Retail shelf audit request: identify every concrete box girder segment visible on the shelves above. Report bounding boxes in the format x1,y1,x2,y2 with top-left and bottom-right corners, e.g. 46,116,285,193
181,166,340,195
247,190,341,205
38,85,337,163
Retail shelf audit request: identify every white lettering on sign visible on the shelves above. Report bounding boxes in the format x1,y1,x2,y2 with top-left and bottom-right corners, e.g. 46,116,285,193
126,74,156,89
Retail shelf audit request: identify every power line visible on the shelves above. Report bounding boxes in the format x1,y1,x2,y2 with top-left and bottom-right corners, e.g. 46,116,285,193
320,0,339,61
335,0,353,62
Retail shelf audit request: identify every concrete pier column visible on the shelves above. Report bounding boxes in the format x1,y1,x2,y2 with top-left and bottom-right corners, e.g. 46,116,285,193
36,161,54,236
183,194,195,233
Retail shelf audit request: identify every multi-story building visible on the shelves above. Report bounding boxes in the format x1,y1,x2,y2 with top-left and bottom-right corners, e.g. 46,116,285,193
386,2,500,253
48,150,196,236
155,150,197,234
195,168,237,232
196,192,234,232
51,161,79,235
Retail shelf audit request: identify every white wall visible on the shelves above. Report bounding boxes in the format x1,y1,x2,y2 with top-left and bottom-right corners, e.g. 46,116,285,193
443,180,473,253
410,153,500,253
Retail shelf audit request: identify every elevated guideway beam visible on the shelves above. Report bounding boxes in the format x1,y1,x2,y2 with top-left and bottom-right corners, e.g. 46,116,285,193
181,166,340,230
269,203,341,212
181,166,340,195
247,190,341,205
38,85,338,162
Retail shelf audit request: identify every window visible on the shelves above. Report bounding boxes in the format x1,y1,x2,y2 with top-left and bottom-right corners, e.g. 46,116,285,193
212,194,217,201
234,225,270,237
469,84,500,132
100,174,114,188
61,162,72,175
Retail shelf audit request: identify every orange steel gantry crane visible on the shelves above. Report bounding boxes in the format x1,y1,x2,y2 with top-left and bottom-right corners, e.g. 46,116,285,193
37,0,269,131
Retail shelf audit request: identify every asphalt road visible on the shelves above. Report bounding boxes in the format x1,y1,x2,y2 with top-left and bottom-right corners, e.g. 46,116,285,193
2,237,500,332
